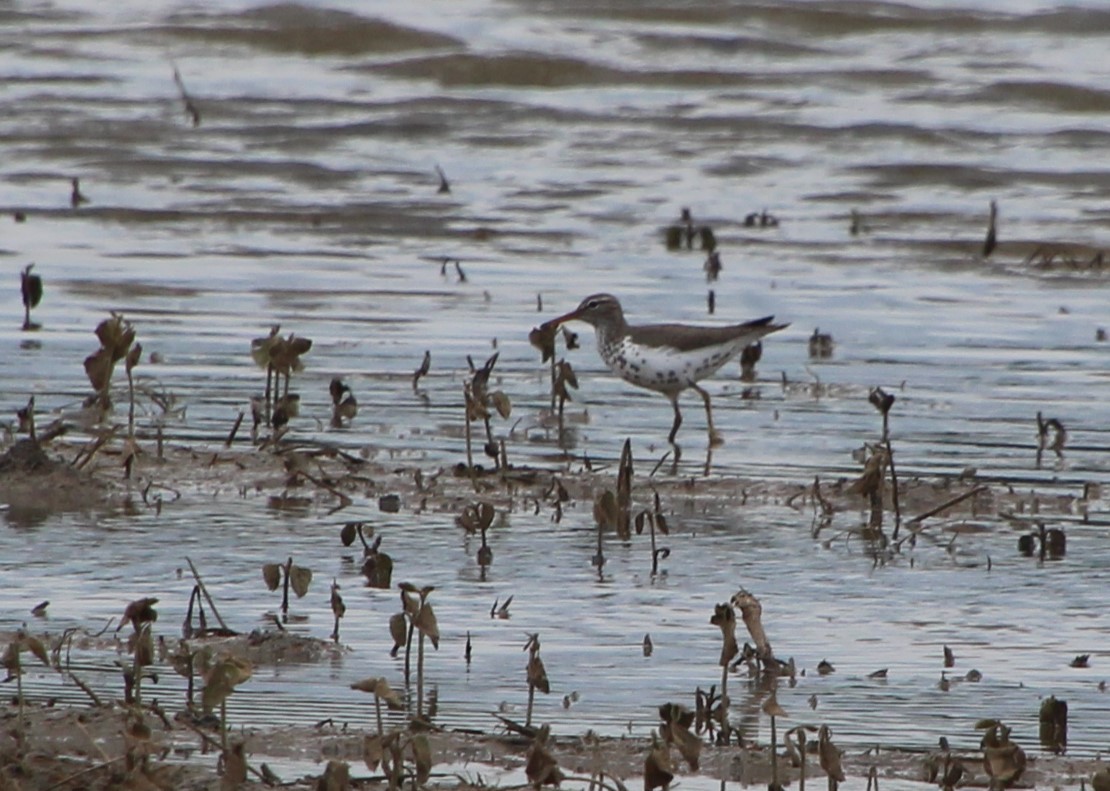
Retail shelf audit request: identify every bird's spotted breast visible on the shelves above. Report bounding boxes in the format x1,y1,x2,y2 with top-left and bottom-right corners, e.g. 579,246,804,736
597,336,752,393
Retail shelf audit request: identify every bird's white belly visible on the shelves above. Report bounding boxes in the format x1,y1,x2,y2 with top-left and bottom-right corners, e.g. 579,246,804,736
599,339,738,393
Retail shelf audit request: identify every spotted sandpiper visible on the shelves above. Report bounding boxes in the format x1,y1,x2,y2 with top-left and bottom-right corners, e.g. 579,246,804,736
546,293,787,445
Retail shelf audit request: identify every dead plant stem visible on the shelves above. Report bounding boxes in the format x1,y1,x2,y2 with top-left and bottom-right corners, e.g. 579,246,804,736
45,756,127,791
885,438,903,540
417,631,426,718
894,486,989,550
185,556,233,633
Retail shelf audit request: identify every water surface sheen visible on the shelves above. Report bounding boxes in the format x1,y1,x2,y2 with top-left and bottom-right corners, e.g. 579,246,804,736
1,0,1108,769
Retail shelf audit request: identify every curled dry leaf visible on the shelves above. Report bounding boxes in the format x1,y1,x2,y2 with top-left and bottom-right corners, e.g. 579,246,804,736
126,342,142,374
557,360,578,389
222,741,248,788
363,733,383,772
202,655,253,712
818,724,846,783
250,325,281,368
95,315,136,361
644,735,674,791
84,347,114,393
525,741,564,789
465,389,490,422
3,632,51,676
527,654,550,694
376,678,405,710
529,323,558,362
318,760,350,791
848,446,887,498
118,597,159,632
659,703,700,770
594,490,618,530
710,603,739,667
262,563,282,591
414,603,440,649
288,565,312,598
340,522,358,547
671,722,701,771
731,588,773,662
21,633,50,667
1,642,18,677
413,350,431,388
351,677,405,709
330,583,346,619
389,612,407,656
132,627,154,667
490,390,512,419
411,734,433,784
363,551,393,589
457,502,495,533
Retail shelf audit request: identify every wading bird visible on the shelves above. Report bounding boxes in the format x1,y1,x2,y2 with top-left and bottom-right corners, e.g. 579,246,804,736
545,293,787,445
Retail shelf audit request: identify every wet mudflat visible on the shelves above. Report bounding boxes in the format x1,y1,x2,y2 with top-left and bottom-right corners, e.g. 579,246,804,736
2,0,1110,788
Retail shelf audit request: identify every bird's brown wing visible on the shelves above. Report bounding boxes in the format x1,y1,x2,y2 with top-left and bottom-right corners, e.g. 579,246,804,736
626,316,788,353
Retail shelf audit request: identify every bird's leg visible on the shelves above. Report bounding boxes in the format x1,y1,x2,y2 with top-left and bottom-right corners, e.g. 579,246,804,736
667,396,683,445
692,383,723,446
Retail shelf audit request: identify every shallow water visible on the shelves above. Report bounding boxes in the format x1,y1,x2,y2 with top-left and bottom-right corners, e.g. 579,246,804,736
1,0,1109,777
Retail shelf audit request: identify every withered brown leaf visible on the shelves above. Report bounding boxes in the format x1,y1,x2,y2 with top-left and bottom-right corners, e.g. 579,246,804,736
262,563,282,591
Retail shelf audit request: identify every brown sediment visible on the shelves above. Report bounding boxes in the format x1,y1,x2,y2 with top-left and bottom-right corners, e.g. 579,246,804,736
1,688,1104,791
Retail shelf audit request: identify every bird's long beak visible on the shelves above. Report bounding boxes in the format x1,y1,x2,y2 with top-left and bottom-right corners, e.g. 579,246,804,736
546,307,584,328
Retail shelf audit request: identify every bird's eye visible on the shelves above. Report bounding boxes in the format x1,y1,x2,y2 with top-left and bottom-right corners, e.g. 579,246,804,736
586,299,600,309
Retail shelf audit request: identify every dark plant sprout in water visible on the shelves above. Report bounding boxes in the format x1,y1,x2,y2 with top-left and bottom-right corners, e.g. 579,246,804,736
635,487,671,577
983,199,998,258
523,633,550,728
16,396,35,441
709,600,738,744
261,557,313,622
201,654,253,756
70,177,89,208
19,263,43,331
1039,695,1068,754
456,500,496,572
529,320,579,426
435,163,451,194
2,630,51,750
978,719,1027,790
341,522,394,588
462,352,510,477
171,63,201,127
592,489,616,575
1035,410,1067,468
250,327,312,430
818,724,846,791
412,350,431,391
115,597,158,707
869,386,902,539
329,579,345,643
739,340,762,382
250,325,281,426
395,583,438,719
84,313,138,415
808,328,834,359
329,377,358,428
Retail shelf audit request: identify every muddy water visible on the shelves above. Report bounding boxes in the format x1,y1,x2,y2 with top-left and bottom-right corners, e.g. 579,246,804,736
1,0,1109,775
